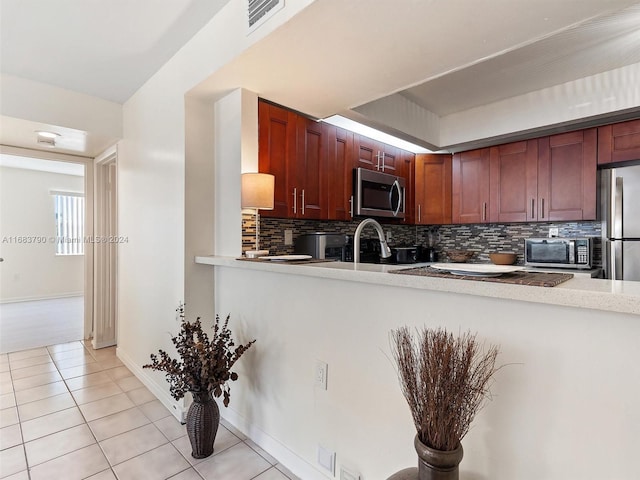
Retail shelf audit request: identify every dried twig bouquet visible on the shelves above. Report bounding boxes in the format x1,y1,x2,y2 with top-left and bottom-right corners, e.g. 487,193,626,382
144,303,255,407
390,327,499,451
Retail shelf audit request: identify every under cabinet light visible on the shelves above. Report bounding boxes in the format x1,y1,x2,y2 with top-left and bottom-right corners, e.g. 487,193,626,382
322,115,433,154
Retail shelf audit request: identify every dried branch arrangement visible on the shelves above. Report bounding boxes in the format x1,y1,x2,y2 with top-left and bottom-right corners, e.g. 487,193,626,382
390,327,499,451
144,303,256,407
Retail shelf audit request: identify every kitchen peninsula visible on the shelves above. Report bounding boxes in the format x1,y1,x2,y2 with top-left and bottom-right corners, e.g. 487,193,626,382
196,255,640,315
194,254,640,479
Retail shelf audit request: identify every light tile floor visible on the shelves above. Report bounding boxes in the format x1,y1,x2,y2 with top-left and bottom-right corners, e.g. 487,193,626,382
0,341,299,480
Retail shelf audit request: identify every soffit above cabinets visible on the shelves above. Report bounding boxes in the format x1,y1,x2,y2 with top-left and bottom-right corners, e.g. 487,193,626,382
397,3,640,117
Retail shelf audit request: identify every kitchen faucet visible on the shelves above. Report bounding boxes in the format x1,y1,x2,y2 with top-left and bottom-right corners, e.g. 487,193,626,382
354,218,392,263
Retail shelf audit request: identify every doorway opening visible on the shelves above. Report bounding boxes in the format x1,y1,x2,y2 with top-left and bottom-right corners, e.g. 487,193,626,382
0,154,86,353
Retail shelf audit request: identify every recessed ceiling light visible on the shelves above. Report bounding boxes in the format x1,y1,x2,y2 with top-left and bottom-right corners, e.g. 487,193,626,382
35,130,60,139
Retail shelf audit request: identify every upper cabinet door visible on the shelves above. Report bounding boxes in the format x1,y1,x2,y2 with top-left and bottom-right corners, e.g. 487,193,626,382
452,148,491,224
379,144,399,174
325,124,353,220
415,154,452,225
354,134,379,171
295,116,326,219
353,135,399,173
489,140,538,223
598,119,640,165
538,128,597,221
258,100,297,218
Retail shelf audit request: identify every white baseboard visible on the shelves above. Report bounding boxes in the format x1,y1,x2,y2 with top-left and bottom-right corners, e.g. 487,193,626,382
116,347,186,423
0,292,84,304
220,406,331,480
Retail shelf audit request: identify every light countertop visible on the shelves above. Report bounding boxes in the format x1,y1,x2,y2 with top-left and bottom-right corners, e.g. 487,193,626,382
194,256,640,316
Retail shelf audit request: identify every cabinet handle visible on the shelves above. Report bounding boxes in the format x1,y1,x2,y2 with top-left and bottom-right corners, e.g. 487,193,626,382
349,195,354,218
418,204,421,223
301,189,305,215
381,152,386,172
482,202,487,222
531,199,535,219
292,187,297,214
541,198,545,219
376,151,382,171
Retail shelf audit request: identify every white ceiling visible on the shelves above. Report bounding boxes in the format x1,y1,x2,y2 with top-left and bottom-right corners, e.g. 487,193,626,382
1,0,640,156
0,0,231,103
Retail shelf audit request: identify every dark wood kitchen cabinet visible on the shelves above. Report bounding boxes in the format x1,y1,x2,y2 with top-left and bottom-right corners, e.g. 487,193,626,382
598,118,640,165
489,139,538,222
353,134,378,171
538,128,597,221
258,100,296,218
377,144,400,174
400,150,416,224
258,100,326,219
353,134,400,174
415,154,452,225
453,130,596,224
452,148,490,224
294,115,325,219
325,124,354,220
257,99,421,224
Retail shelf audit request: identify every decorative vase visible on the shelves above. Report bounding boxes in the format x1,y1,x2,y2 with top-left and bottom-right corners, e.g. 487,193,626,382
414,435,463,480
186,391,220,459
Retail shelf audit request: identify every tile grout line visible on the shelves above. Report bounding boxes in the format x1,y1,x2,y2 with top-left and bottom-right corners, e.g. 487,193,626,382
5,352,29,480
5,341,299,480
56,342,121,480
64,342,205,479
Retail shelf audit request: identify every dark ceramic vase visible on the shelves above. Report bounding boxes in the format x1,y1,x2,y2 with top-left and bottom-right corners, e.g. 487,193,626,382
186,391,220,459
414,435,464,480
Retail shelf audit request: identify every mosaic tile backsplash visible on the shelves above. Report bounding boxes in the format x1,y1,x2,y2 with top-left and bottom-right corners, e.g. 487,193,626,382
244,215,602,267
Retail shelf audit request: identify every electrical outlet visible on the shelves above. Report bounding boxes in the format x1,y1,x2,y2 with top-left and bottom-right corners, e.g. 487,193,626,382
340,466,361,480
386,231,392,243
549,227,559,238
284,229,293,245
315,360,328,390
317,445,335,474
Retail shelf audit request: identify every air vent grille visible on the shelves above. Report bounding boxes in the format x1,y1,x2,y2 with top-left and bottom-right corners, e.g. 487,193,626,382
248,0,282,28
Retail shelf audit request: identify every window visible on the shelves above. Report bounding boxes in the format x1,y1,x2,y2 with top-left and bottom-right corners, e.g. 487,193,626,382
53,192,85,255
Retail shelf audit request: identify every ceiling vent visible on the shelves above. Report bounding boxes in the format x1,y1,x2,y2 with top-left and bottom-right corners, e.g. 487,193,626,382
248,0,283,33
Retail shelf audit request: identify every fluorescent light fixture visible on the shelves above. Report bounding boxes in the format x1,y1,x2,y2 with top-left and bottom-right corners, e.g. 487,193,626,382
322,115,433,154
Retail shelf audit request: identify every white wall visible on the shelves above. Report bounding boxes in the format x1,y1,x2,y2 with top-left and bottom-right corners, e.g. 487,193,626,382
212,266,640,480
0,166,84,302
116,0,316,410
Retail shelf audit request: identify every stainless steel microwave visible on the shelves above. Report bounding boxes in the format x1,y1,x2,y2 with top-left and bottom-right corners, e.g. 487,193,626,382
353,167,405,219
524,237,593,269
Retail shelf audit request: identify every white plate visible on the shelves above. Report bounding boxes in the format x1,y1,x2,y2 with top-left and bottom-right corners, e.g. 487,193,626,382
430,263,522,276
262,255,313,261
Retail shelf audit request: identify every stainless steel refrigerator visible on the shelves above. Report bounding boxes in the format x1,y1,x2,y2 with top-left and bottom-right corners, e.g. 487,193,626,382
601,164,640,281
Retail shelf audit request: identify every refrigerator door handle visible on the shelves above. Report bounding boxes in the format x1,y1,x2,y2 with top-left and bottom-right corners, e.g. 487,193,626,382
612,241,623,280
614,176,623,239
